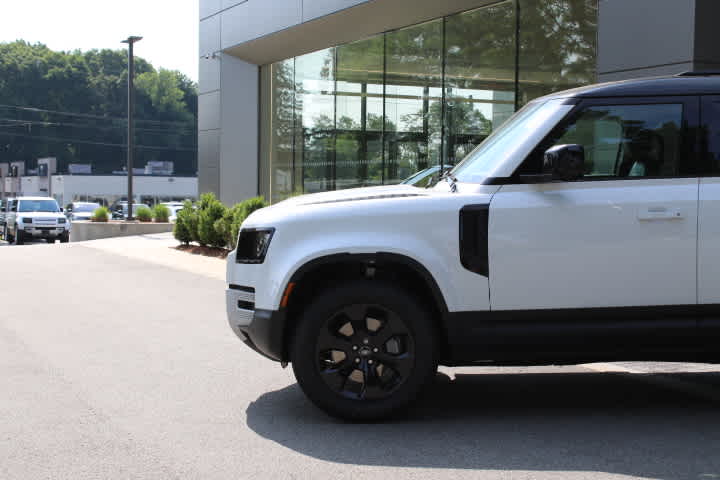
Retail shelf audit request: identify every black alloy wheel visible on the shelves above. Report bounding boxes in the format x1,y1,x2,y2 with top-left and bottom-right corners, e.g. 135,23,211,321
291,280,437,420
315,303,414,401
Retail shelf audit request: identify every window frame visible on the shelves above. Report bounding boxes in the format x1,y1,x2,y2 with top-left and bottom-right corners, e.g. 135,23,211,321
699,95,720,176
511,95,701,182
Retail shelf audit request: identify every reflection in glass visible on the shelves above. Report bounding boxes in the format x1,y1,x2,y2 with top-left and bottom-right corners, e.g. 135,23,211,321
261,0,598,202
444,2,516,167
269,59,296,203
384,19,443,183
336,36,384,188
518,0,598,105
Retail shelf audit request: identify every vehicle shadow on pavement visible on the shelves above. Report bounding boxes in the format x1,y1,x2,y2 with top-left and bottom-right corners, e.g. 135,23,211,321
246,371,720,479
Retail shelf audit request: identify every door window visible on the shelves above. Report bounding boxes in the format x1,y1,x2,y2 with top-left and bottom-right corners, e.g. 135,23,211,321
519,102,687,179
701,98,720,174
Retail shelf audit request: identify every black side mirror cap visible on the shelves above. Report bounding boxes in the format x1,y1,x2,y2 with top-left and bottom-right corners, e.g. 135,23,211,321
544,144,585,181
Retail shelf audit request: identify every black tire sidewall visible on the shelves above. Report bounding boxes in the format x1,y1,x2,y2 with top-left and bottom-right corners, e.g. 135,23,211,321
290,280,437,421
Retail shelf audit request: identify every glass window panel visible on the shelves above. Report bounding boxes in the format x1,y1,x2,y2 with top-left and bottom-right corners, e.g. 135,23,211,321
518,0,598,105
335,36,384,188
385,19,443,183
296,48,336,193
551,104,683,177
444,2,516,167
268,59,296,203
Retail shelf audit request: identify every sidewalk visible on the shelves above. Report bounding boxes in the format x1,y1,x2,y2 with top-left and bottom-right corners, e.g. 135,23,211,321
75,232,225,281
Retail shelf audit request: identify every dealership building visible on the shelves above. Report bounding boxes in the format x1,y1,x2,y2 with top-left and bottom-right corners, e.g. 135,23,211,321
199,0,720,205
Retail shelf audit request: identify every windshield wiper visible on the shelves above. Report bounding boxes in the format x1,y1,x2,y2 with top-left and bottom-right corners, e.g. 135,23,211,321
440,170,458,193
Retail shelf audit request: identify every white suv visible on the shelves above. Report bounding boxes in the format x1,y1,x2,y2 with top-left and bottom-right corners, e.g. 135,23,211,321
226,73,720,420
5,197,70,244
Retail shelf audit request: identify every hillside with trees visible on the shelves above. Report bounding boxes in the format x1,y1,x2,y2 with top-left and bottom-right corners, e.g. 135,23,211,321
0,41,197,175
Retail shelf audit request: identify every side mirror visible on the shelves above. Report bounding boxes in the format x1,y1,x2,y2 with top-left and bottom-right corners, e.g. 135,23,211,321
543,144,585,182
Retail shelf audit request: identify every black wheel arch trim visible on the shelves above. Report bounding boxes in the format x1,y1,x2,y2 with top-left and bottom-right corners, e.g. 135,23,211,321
286,251,449,315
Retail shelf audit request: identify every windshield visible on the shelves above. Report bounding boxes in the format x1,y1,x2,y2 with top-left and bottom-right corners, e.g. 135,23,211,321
451,99,572,183
75,203,100,212
18,199,60,213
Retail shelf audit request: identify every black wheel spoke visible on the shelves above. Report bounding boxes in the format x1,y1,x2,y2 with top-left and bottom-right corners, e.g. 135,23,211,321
320,368,349,393
316,325,352,353
315,302,415,402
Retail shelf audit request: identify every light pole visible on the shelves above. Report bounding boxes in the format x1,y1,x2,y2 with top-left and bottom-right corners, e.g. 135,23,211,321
121,35,142,221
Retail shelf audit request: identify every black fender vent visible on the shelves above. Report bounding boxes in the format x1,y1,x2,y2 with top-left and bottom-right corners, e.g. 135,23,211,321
459,204,489,277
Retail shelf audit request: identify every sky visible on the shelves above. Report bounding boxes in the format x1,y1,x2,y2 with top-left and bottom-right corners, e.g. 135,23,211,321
0,0,199,81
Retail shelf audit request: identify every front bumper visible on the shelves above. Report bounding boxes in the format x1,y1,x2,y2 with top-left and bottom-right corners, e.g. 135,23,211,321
23,226,66,237
226,286,286,361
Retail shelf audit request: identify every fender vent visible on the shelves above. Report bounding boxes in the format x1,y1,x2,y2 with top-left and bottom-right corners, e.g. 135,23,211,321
459,205,489,277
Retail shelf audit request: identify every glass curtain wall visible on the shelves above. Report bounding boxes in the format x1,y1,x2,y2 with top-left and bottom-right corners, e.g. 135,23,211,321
261,0,598,203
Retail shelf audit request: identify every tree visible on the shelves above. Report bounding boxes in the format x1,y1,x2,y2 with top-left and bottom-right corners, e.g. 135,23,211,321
0,41,198,175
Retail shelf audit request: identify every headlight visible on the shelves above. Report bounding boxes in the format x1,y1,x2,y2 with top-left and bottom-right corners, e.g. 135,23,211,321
58,218,66,224
236,228,275,264
22,217,32,223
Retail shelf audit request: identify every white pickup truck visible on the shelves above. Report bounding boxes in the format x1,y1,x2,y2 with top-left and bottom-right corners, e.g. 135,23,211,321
226,73,720,420
5,197,70,244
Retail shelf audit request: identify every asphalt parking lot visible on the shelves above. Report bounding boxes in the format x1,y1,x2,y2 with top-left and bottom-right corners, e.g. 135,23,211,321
1,235,719,480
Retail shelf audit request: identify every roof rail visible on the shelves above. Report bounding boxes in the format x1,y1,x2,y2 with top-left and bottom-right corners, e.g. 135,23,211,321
675,70,720,77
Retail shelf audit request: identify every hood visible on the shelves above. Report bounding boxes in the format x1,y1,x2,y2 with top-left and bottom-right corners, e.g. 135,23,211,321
272,184,426,208
72,212,93,219
18,211,65,219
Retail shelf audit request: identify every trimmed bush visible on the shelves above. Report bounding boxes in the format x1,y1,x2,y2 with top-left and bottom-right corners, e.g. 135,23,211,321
219,203,244,249
136,206,153,222
153,204,170,223
90,206,110,222
173,200,195,245
197,193,226,247
229,196,266,249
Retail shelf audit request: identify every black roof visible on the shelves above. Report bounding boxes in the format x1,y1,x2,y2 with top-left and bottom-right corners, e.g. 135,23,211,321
548,74,720,99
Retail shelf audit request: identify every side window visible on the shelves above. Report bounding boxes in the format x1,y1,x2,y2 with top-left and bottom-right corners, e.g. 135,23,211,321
702,98,720,174
538,103,685,178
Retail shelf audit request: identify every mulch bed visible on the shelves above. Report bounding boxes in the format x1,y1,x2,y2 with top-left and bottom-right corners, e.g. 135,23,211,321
174,244,230,259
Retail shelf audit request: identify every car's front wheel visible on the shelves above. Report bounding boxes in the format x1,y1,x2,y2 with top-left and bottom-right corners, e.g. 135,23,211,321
15,230,24,245
60,232,69,243
291,280,438,421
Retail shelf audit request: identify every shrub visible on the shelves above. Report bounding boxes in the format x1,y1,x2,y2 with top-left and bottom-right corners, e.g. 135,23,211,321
197,193,226,247
136,206,153,222
228,196,266,249
153,204,170,223
90,206,110,222
219,203,244,249
173,200,195,245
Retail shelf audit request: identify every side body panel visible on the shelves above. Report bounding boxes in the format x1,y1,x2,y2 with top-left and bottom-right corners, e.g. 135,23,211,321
489,179,699,310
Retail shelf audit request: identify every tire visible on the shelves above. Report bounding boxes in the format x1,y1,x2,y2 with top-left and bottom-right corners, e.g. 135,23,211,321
290,280,438,421
15,230,24,245
48,238,56,244
60,232,69,243
6,227,14,244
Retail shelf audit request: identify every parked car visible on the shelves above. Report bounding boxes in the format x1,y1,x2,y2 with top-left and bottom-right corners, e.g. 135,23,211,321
5,196,70,244
401,165,451,188
65,202,101,221
225,72,720,420
159,202,185,223
110,202,151,220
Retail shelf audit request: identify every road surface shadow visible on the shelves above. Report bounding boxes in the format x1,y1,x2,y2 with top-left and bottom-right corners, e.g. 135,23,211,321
246,371,720,479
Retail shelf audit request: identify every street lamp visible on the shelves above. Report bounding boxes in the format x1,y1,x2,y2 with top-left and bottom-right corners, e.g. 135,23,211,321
121,35,142,221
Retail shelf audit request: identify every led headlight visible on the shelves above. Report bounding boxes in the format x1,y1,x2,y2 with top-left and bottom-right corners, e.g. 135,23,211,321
236,228,275,264
22,217,32,223
58,218,66,224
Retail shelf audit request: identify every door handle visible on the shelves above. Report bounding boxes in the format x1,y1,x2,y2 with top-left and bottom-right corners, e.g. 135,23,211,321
637,206,683,221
